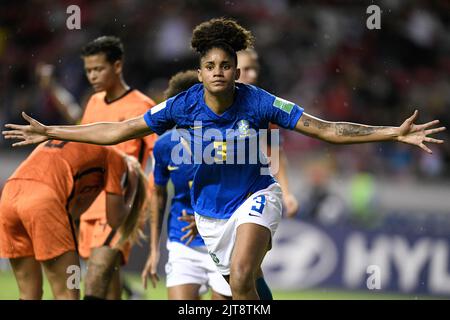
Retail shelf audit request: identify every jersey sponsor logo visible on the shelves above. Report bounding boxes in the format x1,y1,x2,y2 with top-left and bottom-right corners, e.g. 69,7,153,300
150,101,167,115
167,165,179,171
273,97,294,114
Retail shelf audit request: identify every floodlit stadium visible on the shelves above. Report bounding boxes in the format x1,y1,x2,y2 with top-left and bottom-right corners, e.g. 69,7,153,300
0,0,449,305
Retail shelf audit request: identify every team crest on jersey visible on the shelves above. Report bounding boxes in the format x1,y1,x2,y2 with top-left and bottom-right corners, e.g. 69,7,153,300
236,119,250,137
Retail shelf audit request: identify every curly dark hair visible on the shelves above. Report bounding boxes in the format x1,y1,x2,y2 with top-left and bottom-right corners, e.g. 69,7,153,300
164,70,200,99
81,36,124,63
191,18,255,65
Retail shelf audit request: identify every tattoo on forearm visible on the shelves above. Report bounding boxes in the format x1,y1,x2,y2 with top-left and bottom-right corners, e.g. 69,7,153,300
318,122,331,130
303,118,331,130
334,123,385,137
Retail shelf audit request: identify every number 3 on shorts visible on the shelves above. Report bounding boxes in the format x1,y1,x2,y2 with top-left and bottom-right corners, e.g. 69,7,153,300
251,195,266,214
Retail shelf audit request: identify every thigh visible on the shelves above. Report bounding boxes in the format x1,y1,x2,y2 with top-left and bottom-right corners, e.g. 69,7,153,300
168,284,202,300
42,250,80,300
9,256,43,300
231,223,271,275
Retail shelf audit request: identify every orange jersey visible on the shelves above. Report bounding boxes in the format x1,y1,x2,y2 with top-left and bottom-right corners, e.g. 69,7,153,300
80,89,156,220
8,140,126,218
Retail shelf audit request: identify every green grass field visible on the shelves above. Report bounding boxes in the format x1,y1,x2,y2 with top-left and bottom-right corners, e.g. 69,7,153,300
0,271,443,300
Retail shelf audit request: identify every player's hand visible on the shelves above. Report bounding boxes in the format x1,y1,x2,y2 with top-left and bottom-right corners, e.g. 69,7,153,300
141,251,160,290
283,193,299,218
2,112,49,147
179,209,198,246
396,110,446,154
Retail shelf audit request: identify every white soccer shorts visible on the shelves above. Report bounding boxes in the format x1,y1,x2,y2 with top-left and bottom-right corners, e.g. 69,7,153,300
165,240,232,297
195,183,283,275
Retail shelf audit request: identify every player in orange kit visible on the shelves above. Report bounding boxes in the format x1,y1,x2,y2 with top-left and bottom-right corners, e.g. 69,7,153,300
77,36,156,299
0,141,149,300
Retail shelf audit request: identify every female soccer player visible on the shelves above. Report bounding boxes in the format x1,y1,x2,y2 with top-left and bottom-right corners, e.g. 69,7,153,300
3,18,445,299
0,141,149,300
141,70,231,300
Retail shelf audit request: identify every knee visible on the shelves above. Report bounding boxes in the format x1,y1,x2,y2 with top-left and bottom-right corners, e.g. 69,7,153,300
20,287,43,300
229,262,255,293
13,270,43,300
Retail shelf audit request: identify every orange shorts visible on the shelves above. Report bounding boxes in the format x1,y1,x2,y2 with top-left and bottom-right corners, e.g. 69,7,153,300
78,217,131,265
0,180,76,261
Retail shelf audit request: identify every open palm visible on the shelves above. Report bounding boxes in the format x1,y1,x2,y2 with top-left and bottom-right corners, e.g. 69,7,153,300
397,110,446,154
2,112,49,147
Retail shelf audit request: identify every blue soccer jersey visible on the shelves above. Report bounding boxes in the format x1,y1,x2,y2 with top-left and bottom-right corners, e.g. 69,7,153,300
144,83,304,219
153,130,204,247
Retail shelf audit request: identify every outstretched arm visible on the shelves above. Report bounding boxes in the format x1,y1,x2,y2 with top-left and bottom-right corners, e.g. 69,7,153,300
3,112,153,147
294,110,445,153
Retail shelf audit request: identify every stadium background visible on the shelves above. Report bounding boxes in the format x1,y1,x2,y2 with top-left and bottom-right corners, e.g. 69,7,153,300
0,0,449,299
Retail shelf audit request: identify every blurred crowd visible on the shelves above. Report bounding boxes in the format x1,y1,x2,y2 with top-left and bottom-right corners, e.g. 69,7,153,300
1,0,449,185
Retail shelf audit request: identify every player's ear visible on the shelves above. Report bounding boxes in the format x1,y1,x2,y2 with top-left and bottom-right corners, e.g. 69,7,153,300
197,69,203,83
114,60,122,75
235,67,241,81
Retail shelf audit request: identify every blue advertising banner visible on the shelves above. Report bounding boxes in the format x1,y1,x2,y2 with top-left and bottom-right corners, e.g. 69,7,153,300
263,219,450,297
